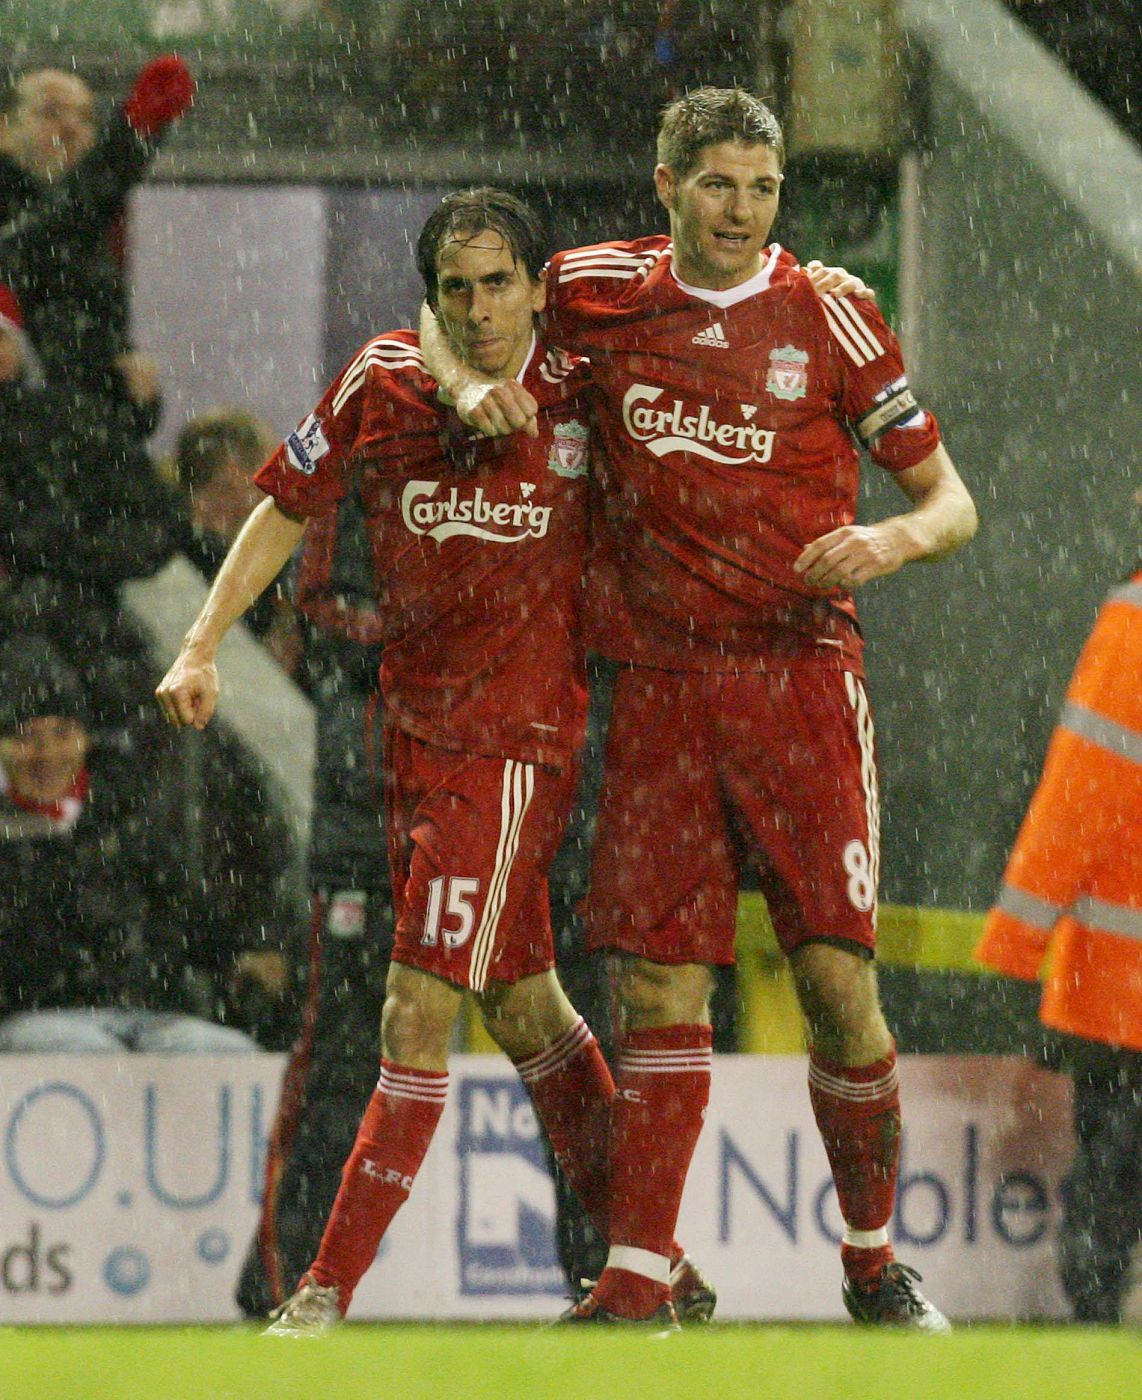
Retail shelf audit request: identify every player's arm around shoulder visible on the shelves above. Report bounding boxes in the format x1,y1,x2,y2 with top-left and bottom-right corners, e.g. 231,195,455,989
417,302,539,438
802,261,875,301
795,444,977,591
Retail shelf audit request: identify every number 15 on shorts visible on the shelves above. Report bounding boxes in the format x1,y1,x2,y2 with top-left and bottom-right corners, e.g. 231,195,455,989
422,875,481,948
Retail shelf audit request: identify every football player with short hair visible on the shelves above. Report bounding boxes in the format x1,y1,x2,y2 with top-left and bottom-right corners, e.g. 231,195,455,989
422,87,977,1331
156,187,710,1335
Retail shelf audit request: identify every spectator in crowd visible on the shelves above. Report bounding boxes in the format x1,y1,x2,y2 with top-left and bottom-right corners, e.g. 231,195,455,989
0,58,195,725
976,489,1142,1323
0,633,260,1053
167,408,312,1050
235,493,394,1316
174,407,302,671
1,62,311,1056
0,64,297,1009
0,59,193,413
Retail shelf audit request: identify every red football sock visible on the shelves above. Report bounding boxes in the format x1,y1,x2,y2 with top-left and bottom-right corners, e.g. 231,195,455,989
808,1044,900,1286
308,1060,447,1311
593,1024,712,1319
514,1017,614,1241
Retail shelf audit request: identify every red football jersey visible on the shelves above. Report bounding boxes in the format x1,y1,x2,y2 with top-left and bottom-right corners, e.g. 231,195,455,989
255,332,591,768
545,237,942,672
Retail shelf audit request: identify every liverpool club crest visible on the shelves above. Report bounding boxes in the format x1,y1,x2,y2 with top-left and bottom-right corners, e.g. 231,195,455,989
765,345,809,402
547,419,589,478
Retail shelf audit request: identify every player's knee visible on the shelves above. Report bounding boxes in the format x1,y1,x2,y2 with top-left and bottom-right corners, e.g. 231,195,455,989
791,944,890,1061
477,972,574,1059
796,976,889,1060
617,957,712,1028
380,980,454,1063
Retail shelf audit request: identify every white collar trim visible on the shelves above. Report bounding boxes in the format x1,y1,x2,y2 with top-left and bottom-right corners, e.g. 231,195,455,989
514,332,537,382
670,244,782,308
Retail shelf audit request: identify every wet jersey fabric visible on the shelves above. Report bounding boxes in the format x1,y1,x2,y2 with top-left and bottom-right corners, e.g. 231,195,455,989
545,237,942,673
256,331,591,770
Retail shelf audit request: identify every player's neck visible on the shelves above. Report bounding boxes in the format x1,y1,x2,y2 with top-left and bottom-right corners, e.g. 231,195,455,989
670,246,780,308
501,330,538,383
671,256,763,292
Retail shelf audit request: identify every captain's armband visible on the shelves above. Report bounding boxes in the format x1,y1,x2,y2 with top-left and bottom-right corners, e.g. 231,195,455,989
853,382,922,447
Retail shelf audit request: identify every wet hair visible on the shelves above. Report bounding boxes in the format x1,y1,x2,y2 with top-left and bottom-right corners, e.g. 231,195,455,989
657,86,785,176
175,407,272,491
415,187,547,310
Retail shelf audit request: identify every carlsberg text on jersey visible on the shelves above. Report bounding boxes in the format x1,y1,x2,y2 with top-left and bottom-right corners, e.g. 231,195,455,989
401,481,553,543
622,383,776,465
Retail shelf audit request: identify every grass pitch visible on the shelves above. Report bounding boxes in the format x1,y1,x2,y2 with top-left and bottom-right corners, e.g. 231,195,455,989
1,1323,1137,1400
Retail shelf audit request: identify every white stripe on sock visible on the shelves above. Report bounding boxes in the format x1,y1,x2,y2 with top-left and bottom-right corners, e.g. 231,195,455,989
842,1225,889,1249
516,1018,592,1084
606,1245,672,1285
618,1050,712,1073
378,1065,449,1103
808,1062,898,1102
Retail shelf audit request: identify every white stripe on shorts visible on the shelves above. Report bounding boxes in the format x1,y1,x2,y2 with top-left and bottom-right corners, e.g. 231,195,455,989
469,759,535,992
843,673,880,922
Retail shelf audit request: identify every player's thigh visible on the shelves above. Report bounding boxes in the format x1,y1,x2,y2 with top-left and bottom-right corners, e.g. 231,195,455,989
585,666,738,963
390,739,576,992
721,667,880,956
380,961,465,1064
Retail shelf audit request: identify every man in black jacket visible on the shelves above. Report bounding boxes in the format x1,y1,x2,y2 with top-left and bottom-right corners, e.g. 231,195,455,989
235,495,396,1314
0,60,193,414
0,58,195,724
174,406,301,662
0,633,259,1052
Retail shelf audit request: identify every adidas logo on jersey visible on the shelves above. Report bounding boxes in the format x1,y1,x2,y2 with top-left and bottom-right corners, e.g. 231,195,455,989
692,322,729,349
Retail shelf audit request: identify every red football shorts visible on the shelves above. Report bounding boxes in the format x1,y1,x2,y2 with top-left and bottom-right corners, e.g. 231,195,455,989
585,664,881,964
385,728,577,991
